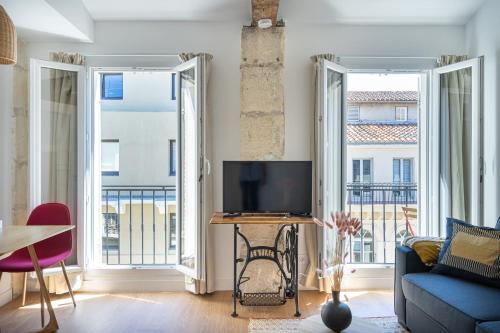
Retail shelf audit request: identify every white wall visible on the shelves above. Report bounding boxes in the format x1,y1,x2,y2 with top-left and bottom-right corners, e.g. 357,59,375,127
0,65,13,305
101,111,177,186
347,145,418,184
23,21,465,289
349,102,418,122
465,0,500,228
101,71,176,113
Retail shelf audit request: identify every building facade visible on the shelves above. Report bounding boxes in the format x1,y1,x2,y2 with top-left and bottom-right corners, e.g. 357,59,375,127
345,91,418,264
100,71,178,265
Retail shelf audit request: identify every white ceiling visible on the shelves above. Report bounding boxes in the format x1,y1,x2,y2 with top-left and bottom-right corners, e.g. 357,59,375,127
81,0,487,25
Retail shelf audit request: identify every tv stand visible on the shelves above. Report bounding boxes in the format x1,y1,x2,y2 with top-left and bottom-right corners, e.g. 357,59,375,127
223,212,242,218
286,212,312,218
210,213,314,317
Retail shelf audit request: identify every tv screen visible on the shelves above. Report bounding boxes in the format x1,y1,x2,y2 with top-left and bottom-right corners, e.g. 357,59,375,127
223,161,312,215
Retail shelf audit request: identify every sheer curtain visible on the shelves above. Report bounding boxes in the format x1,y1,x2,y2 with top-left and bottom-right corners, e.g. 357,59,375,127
42,52,84,293
179,53,215,294
438,55,472,222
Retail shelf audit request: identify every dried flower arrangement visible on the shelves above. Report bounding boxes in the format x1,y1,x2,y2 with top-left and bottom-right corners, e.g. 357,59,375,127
313,212,362,292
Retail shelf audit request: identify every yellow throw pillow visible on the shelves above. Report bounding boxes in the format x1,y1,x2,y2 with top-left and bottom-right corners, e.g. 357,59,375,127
412,241,443,265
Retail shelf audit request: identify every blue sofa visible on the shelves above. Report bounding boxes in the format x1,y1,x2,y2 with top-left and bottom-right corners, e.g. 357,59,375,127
395,246,500,333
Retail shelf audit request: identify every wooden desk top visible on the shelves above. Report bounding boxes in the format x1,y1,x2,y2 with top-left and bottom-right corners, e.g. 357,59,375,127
0,225,75,260
210,212,315,225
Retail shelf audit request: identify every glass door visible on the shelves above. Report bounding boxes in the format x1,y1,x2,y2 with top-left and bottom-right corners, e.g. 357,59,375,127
29,59,85,266
431,58,482,235
320,59,347,266
176,57,202,279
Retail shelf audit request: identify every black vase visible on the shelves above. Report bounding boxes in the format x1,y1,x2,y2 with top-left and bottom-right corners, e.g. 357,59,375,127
321,291,352,332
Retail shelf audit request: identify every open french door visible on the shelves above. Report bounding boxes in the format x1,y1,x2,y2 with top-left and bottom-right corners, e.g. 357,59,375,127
29,59,86,267
430,58,482,235
175,57,203,279
318,59,347,265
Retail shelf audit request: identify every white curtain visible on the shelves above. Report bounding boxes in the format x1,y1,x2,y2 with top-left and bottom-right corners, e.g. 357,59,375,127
44,52,84,294
305,54,335,291
438,55,472,222
180,53,215,294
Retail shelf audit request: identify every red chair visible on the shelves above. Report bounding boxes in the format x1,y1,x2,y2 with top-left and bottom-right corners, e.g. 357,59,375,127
0,203,76,324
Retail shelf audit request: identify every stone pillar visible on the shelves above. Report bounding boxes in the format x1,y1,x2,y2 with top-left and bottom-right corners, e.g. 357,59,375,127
239,26,285,293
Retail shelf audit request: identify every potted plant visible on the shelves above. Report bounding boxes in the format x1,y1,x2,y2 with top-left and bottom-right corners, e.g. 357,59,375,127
313,212,362,332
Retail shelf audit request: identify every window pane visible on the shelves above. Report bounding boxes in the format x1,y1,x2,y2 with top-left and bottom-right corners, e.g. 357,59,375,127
171,73,176,100
363,160,371,182
102,73,123,100
169,213,176,250
440,67,473,221
395,106,408,121
169,140,176,176
40,67,78,264
403,159,412,182
180,67,197,270
393,159,401,182
347,105,360,122
102,140,119,175
353,160,360,182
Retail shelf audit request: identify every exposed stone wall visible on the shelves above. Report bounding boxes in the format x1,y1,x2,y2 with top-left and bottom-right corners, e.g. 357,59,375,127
239,26,285,293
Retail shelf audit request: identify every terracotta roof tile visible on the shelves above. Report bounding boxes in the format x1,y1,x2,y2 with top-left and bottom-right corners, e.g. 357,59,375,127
347,123,417,144
347,91,418,103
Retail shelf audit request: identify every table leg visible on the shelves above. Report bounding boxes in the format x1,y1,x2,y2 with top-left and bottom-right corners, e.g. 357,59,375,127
294,224,301,317
231,224,238,317
27,245,59,333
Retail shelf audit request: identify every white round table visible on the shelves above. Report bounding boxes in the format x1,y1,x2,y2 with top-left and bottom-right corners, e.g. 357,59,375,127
299,315,384,333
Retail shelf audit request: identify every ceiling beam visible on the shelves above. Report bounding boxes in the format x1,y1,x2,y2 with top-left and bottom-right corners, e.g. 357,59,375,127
251,0,279,27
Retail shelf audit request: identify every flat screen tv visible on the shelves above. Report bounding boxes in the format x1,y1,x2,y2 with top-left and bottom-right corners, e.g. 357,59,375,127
223,161,312,215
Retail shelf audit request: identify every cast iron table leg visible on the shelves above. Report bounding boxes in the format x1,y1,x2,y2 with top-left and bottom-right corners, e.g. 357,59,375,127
294,224,301,317
231,224,238,317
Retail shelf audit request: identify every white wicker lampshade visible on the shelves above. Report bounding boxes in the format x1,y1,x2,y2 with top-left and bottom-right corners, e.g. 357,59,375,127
0,5,16,65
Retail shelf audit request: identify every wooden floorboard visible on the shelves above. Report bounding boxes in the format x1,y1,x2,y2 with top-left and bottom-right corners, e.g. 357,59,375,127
0,290,394,333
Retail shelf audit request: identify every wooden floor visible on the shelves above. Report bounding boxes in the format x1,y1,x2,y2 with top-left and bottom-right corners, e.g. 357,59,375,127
0,290,394,333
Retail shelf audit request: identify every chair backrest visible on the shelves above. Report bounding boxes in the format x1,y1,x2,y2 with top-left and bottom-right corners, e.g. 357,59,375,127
402,207,417,219
28,203,73,255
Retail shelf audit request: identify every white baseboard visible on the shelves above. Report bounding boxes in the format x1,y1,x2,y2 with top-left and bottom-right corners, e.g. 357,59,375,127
81,268,186,293
81,279,186,292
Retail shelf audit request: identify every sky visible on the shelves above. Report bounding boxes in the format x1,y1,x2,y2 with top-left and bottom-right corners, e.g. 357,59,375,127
347,73,420,91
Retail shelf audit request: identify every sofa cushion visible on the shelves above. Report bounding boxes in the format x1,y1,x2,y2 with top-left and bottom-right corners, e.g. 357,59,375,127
476,321,500,333
433,218,500,288
402,273,500,333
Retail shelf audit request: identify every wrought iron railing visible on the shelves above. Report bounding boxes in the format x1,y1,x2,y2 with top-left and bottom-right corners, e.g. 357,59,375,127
101,185,176,265
345,182,418,264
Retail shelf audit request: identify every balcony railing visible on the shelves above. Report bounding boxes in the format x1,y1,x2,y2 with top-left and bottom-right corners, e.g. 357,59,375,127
345,182,418,264
101,185,176,265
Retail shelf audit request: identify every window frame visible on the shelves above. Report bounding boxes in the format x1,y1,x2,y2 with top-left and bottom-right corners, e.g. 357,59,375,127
101,139,120,176
393,158,413,183
171,73,176,101
169,212,176,251
30,59,86,268
395,106,408,121
352,158,373,183
347,104,360,122
431,58,483,235
351,229,374,263
101,73,124,100
169,139,176,176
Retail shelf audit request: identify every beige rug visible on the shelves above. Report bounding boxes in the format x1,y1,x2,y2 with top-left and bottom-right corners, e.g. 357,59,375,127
248,316,409,333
